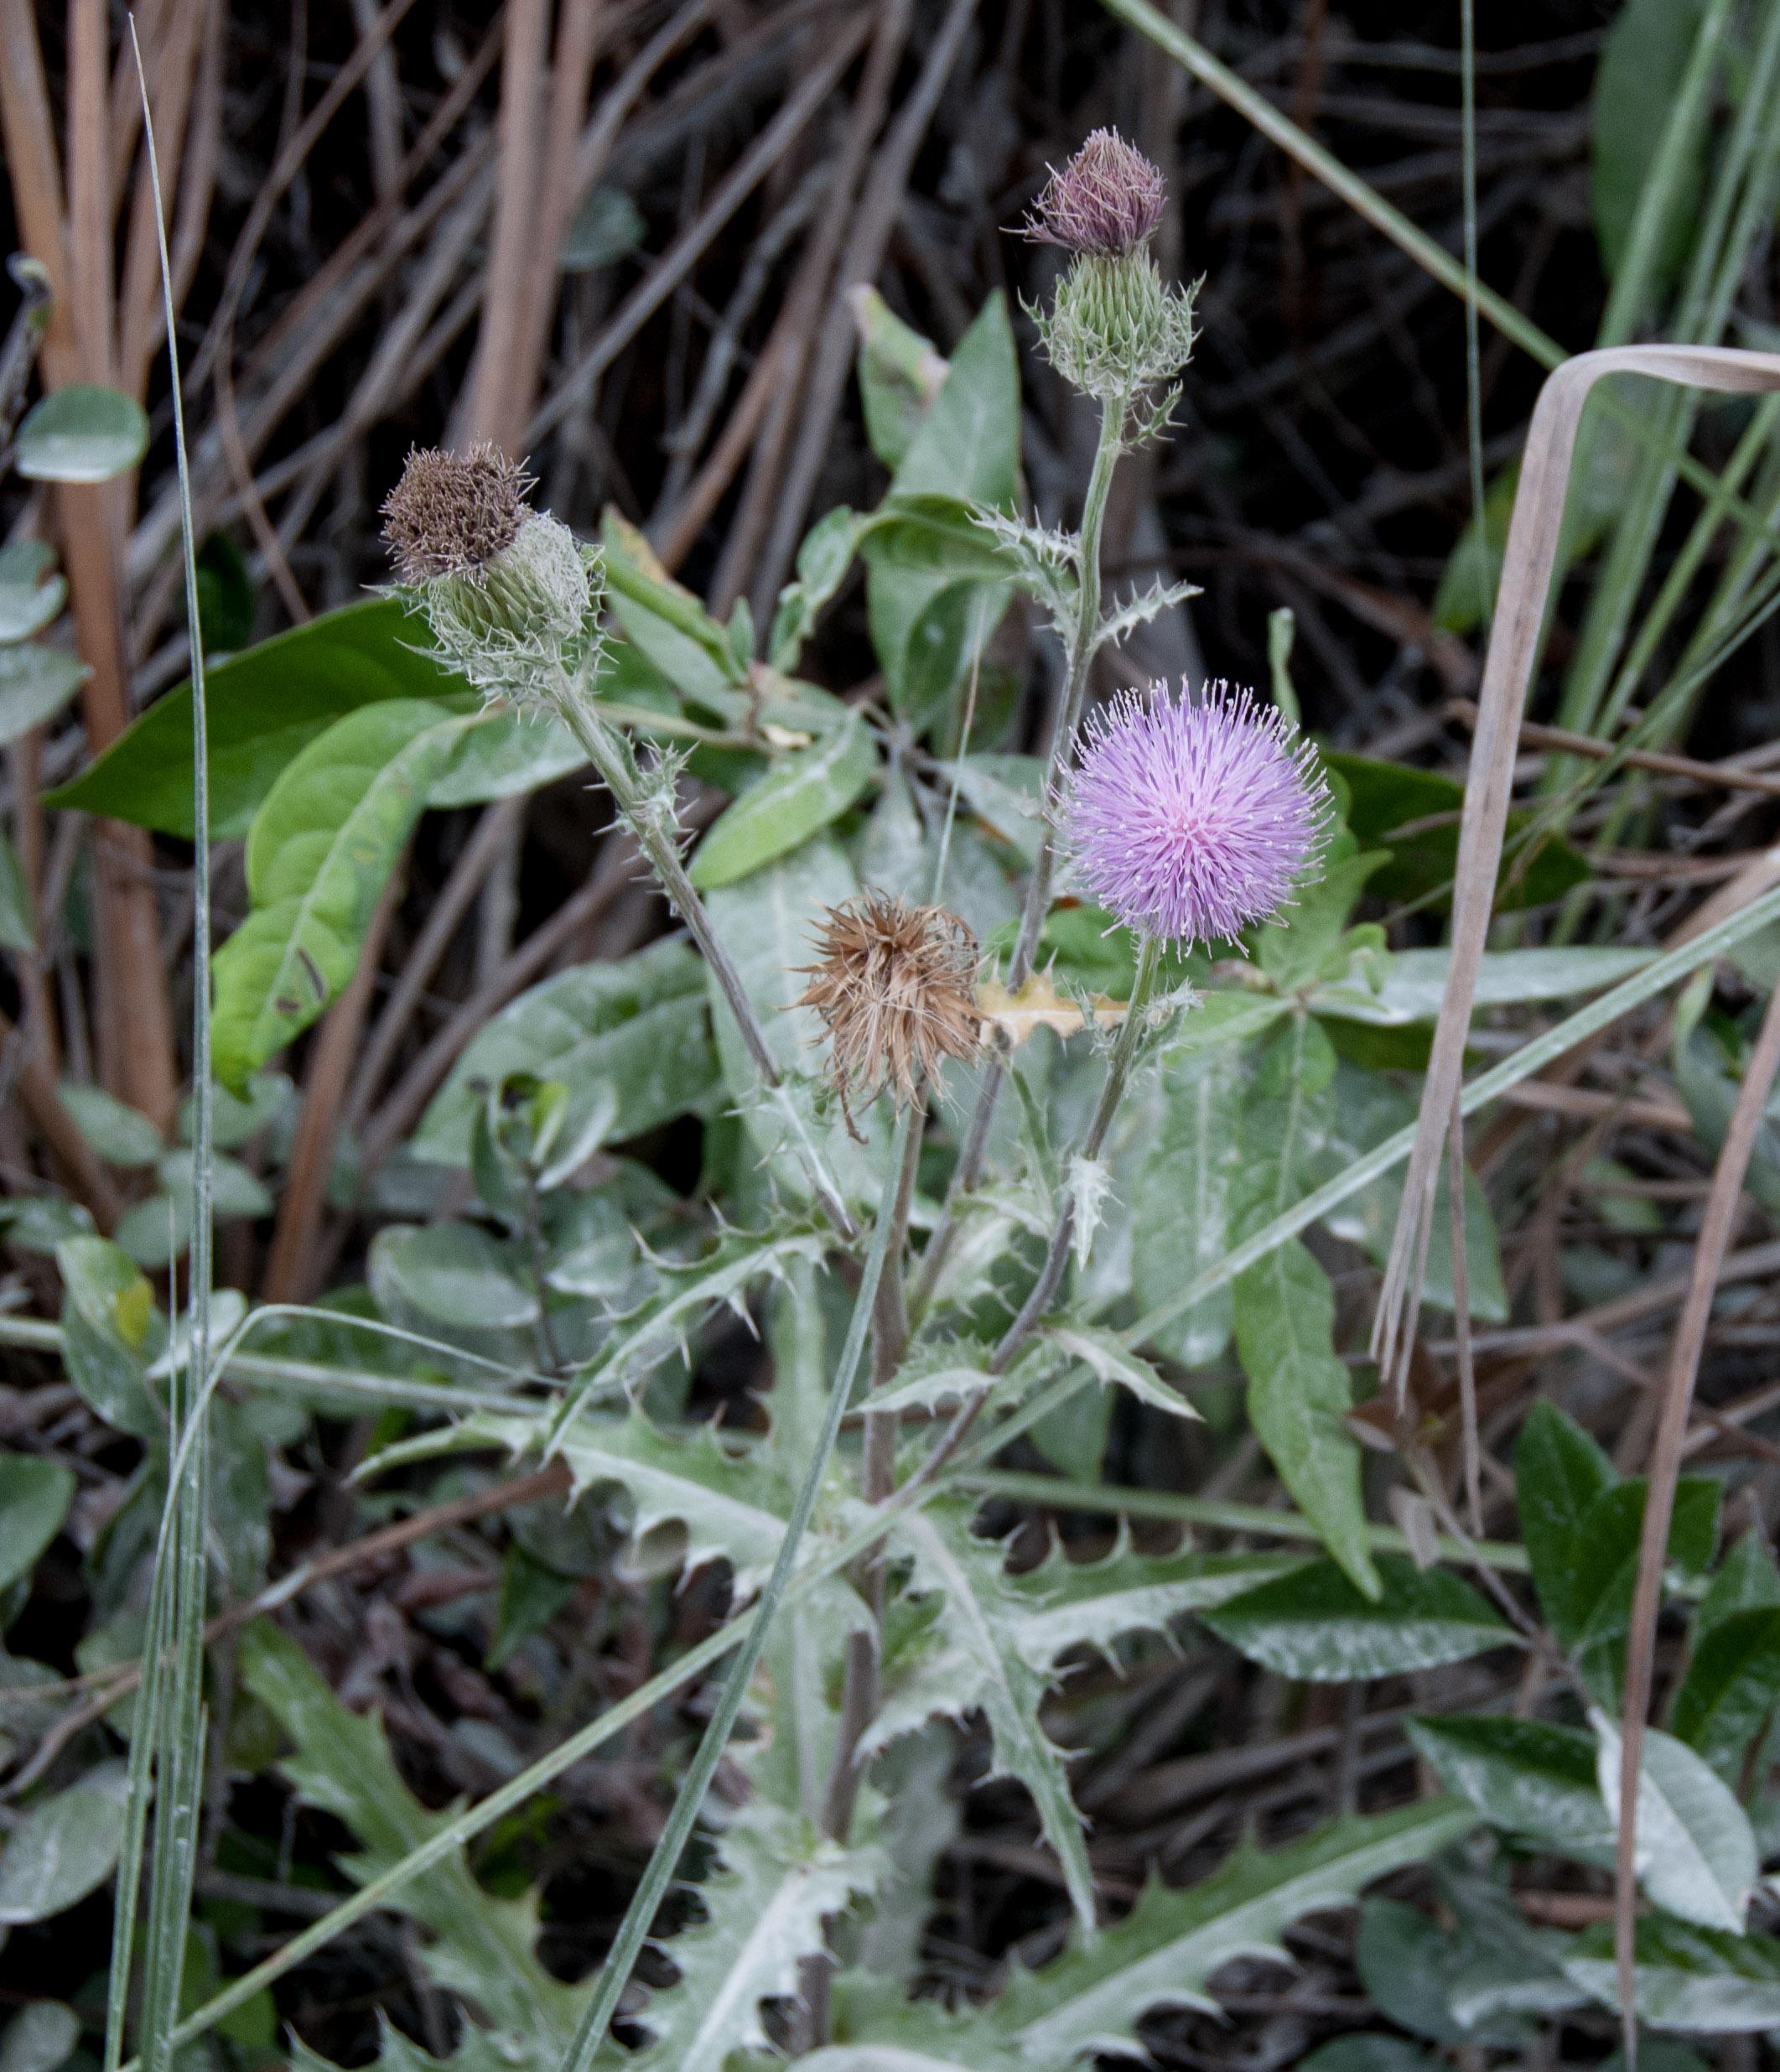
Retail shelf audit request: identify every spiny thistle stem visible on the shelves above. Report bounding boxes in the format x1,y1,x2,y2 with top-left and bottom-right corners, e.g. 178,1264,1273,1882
553,1104,920,2072
911,387,1127,1319
546,677,861,1244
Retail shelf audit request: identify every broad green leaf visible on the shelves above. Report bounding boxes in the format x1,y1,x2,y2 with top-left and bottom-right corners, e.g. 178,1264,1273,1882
1323,751,1590,909
770,505,867,669
0,542,65,642
1298,2043,1440,2072
1202,1556,1511,1681
866,294,1019,726
0,2002,82,2072
112,1152,274,1269
1591,0,1709,288
239,1621,581,2050
371,1223,541,1331
1592,1710,1757,1932
54,1233,164,1438
45,597,464,839
1565,1916,1780,2032
13,385,148,482
1253,831,1386,992
211,698,472,1088
0,641,86,746
1355,1898,1494,2047
1673,1018,1780,1223
0,832,33,954
56,1080,163,1168
426,704,586,808
854,285,949,470
602,511,745,718
689,708,879,888
415,937,717,1171
0,1456,75,1596
1564,1477,1719,1650
871,1501,1097,1935
1515,1400,1614,1647
947,753,1046,864
1406,1714,1616,1857
957,1799,1474,2066
1132,1045,1244,1368
0,1763,129,1924
1667,1606,1780,1782
1311,944,1655,1027
1233,1239,1377,1598
631,1802,880,2072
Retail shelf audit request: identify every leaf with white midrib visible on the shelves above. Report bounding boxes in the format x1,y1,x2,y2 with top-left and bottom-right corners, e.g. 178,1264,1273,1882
873,1503,1098,1937
985,1799,1475,2067
631,1803,881,2072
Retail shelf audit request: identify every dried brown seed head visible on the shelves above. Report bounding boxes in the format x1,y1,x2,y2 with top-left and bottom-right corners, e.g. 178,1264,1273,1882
1022,129,1167,258
797,892,980,1129
381,444,534,584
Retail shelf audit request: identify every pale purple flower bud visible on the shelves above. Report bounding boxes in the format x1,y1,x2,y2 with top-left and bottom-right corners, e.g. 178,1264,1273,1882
1023,129,1167,258
1062,682,1329,947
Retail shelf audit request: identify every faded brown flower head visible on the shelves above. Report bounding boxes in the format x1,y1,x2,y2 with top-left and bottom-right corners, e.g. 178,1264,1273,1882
797,893,980,1132
381,444,533,584
1023,129,1166,257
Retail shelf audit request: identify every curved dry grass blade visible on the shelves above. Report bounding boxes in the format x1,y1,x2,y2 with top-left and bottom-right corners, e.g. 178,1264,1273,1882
1614,976,1780,2054
1372,345,1780,1399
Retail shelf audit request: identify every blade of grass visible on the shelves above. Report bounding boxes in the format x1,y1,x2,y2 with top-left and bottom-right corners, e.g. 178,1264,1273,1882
108,25,213,2072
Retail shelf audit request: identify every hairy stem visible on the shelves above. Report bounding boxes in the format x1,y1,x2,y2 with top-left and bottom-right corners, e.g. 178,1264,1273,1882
911,387,1128,1319
550,678,860,1241
553,1105,918,2072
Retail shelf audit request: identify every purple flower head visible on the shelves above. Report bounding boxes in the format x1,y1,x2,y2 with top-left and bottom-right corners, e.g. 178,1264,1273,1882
1023,129,1167,257
1062,682,1329,947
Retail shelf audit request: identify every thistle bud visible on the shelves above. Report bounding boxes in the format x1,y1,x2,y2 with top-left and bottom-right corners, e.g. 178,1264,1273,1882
797,893,980,1135
1024,129,1166,258
381,444,599,708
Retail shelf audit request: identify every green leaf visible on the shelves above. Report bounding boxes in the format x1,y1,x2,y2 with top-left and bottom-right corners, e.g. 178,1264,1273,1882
1233,1240,1377,1598
239,1621,581,2051
0,641,87,747
1514,1400,1614,1646
1406,1713,1616,1858
211,698,471,1088
1037,1322,1196,1421
1311,944,1656,1027
45,597,465,839
854,286,948,470
1565,1915,1780,2032
872,1501,1097,1936
1668,1606,1780,1783
1591,0,1709,288
13,385,148,483
0,2002,83,2072
601,512,745,718
112,1153,273,1269
770,505,866,670
1298,2042,1440,2072
1591,1710,1757,1932
1324,752,1591,909
1131,1046,1244,1368
0,831,34,954
0,1456,75,1597
370,1223,541,1331
415,937,717,1172
957,1800,1474,2066
56,1080,163,1168
1008,1539,1300,1678
866,293,1019,726
1202,1556,1511,1681
0,1763,130,1924
630,1802,880,2072
426,705,587,810
54,1233,165,1438
0,542,65,642
560,183,645,272
1564,1477,1720,1651
688,708,878,889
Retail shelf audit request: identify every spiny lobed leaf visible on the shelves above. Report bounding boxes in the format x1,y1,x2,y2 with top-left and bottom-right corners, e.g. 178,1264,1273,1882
630,1801,882,2072
239,1622,581,2057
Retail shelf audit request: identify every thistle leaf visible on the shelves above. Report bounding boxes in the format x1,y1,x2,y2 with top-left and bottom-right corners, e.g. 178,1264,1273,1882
630,1802,882,2072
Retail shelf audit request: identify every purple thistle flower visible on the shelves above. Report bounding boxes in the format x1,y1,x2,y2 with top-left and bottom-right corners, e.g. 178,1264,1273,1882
1023,129,1167,257
1062,682,1329,947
